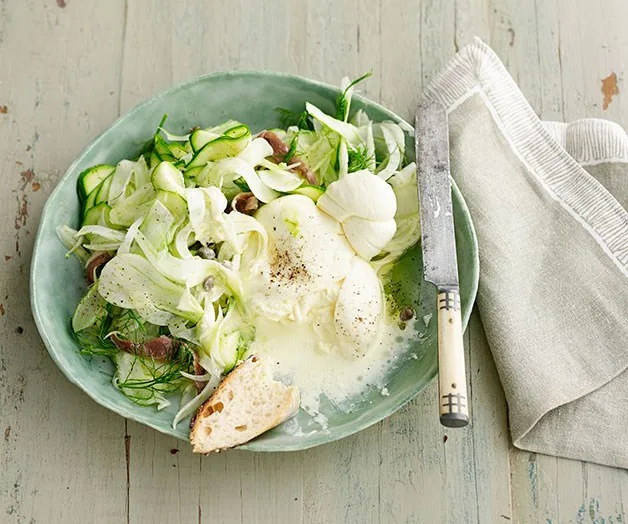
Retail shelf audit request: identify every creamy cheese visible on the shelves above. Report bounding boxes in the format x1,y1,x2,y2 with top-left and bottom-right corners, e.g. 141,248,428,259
241,194,407,419
317,170,397,260
245,194,354,322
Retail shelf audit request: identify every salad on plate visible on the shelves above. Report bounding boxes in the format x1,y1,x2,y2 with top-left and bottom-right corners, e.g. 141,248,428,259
57,74,421,452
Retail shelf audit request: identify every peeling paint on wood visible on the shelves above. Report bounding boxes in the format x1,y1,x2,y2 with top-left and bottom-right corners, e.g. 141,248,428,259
602,72,619,110
528,453,538,507
0,105,7,113
508,27,515,47
576,498,623,524
19,169,34,190
13,194,28,230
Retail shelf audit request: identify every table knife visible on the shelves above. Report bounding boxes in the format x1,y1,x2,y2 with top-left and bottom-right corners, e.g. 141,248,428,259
415,99,470,428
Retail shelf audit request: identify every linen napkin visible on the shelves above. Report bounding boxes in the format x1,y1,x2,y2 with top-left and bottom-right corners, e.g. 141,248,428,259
423,38,628,469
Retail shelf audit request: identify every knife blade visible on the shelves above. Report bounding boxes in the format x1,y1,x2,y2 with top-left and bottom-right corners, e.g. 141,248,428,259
416,99,469,428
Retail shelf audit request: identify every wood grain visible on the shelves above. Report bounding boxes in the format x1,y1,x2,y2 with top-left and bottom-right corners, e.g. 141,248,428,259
467,312,512,523
1,1,628,523
0,1,128,523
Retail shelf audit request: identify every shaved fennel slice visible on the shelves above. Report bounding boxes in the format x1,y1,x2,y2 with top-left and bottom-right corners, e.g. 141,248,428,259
238,138,274,167
172,371,221,428
98,253,203,324
306,102,362,146
57,225,89,263
258,159,303,191
375,124,401,181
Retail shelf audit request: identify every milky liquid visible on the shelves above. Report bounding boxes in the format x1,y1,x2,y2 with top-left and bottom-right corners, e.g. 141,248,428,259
250,315,416,422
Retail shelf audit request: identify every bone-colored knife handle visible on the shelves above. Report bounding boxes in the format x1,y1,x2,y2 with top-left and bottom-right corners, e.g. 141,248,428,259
437,287,469,427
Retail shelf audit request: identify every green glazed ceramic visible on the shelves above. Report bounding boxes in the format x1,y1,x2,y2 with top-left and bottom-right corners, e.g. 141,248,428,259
31,72,479,451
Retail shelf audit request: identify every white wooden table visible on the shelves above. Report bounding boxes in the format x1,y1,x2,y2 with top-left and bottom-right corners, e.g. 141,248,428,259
1,1,627,522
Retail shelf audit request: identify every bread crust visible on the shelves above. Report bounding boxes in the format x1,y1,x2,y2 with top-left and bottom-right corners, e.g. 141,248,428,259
190,355,300,453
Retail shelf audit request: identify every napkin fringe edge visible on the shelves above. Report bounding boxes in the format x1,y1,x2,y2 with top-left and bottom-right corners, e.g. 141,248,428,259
542,119,628,166
423,37,628,279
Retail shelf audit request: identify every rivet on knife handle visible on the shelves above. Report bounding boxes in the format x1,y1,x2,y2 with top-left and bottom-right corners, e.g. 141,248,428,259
437,286,468,427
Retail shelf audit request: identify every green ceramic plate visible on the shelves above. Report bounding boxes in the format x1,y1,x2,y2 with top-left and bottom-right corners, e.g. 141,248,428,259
31,71,478,451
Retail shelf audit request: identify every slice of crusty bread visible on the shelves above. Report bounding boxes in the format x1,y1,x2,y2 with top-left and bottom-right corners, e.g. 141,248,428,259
190,355,300,453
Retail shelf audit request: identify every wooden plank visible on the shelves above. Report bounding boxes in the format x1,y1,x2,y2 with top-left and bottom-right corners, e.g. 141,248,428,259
376,310,512,524
420,0,456,96
238,452,304,524
169,3,311,523
453,0,491,51
197,450,303,524
302,426,380,524
531,0,564,121
126,422,201,524
487,0,563,120
272,4,380,523
116,2,203,523
510,449,558,524
378,381,479,524
305,0,382,97
620,469,628,522
441,324,480,524
379,0,421,114
171,0,310,80
582,463,626,524
555,459,586,524
490,3,563,524
555,0,628,126
197,452,250,524
467,311,512,523
488,3,566,521
448,7,513,520
119,0,174,114
489,0,543,112
0,1,128,523
511,458,628,523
